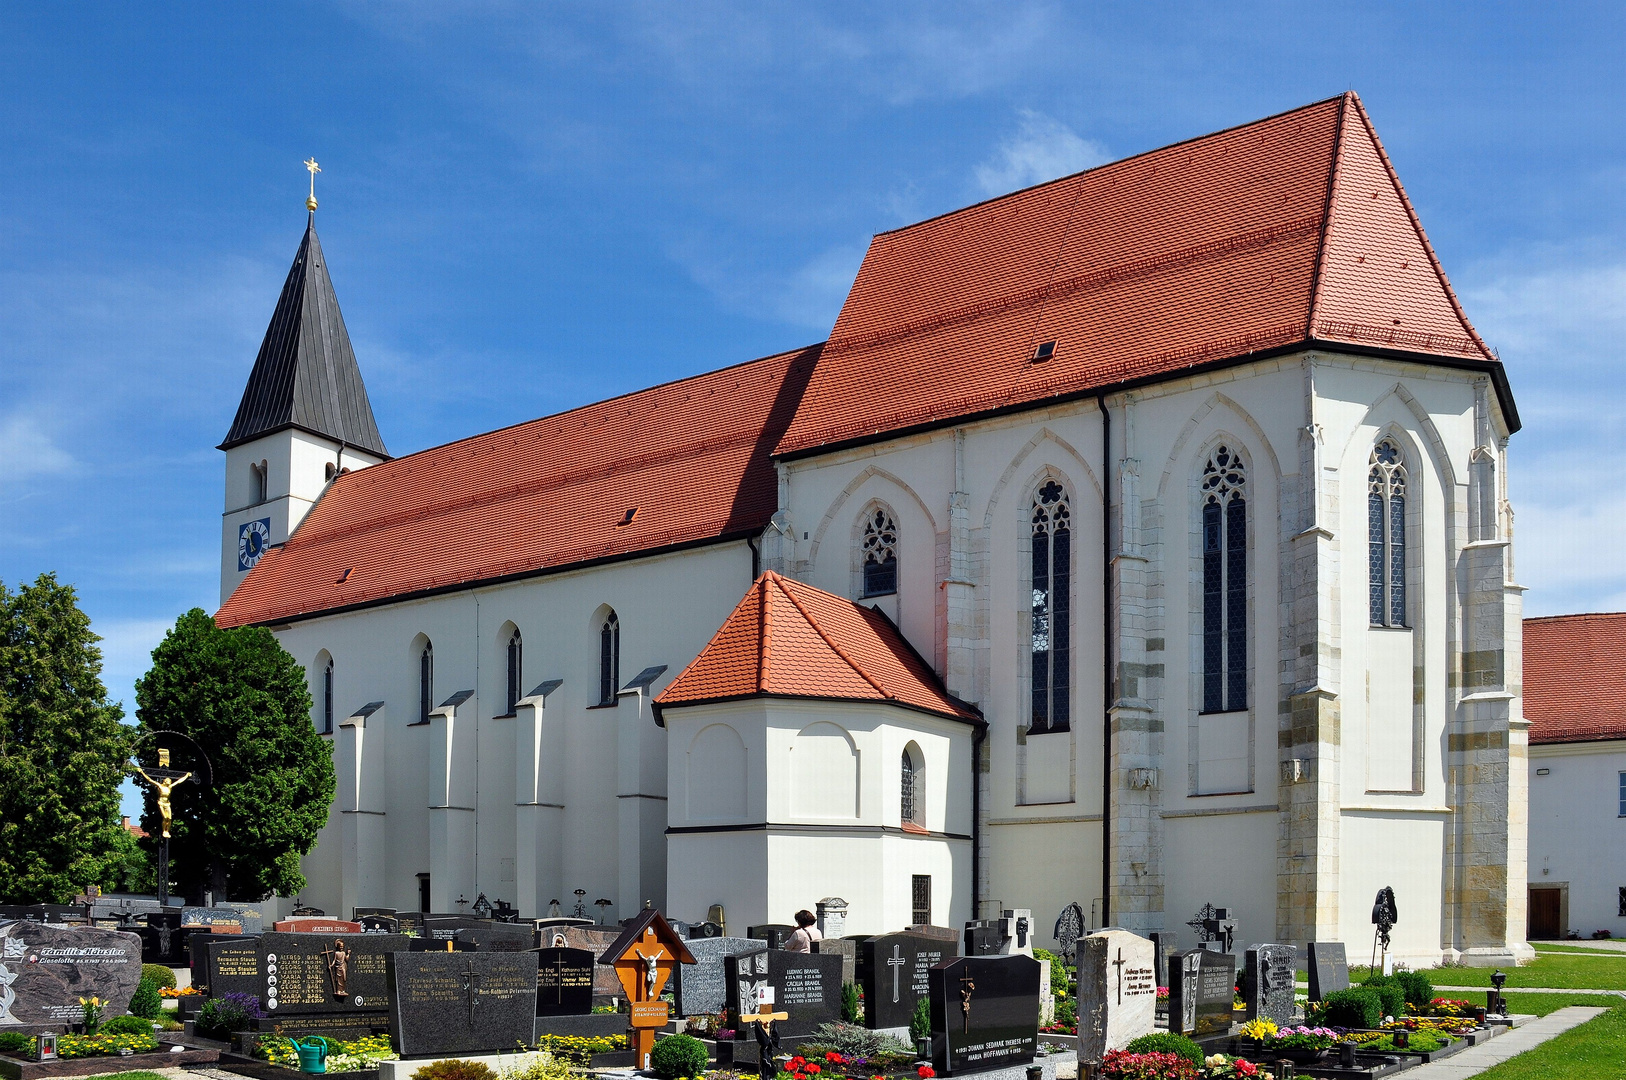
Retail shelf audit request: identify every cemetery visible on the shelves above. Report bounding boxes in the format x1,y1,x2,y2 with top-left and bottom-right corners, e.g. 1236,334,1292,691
0,892,1555,1080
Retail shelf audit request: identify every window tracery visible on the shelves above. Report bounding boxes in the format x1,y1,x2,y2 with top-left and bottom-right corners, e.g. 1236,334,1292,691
1201,446,1247,713
1030,479,1072,733
321,657,334,734
1369,440,1408,627
418,641,434,724
599,612,620,705
861,508,898,597
506,629,523,714
900,747,920,825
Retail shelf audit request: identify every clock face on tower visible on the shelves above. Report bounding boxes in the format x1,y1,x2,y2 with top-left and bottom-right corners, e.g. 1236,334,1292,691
239,518,272,571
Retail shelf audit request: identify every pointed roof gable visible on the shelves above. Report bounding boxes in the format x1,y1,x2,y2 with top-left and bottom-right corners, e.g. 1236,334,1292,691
1524,613,1626,745
775,92,1512,457
220,216,389,457
655,571,981,724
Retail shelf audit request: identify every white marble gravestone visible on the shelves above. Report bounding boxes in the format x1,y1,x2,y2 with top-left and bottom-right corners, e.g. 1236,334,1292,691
1076,929,1156,1062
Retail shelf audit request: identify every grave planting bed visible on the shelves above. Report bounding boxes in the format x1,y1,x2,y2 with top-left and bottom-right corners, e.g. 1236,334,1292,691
0,1044,219,1080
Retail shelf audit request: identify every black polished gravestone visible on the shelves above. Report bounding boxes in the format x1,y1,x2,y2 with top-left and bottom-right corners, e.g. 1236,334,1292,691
747,924,797,951
257,932,410,1016
1167,950,1237,1037
0,922,144,1032
534,947,595,1017
193,934,261,998
386,951,539,1057
927,954,1041,1076
859,933,951,1031
1243,944,1297,1026
724,948,843,1037
963,923,1003,957
358,914,400,934
453,924,534,952
1148,932,1177,987
1307,941,1350,1001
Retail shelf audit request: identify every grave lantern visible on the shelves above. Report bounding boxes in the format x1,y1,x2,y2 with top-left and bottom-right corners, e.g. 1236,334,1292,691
599,908,696,1070
34,1033,58,1062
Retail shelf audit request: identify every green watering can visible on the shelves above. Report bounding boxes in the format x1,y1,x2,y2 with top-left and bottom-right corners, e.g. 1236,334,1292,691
289,1036,331,1073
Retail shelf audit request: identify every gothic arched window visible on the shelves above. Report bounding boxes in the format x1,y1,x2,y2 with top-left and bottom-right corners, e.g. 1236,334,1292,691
599,612,621,706
861,508,899,597
901,746,920,825
1369,440,1408,627
1030,479,1072,733
418,640,434,724
506,629,523,714
1201,447,1247,713
322,657,334,734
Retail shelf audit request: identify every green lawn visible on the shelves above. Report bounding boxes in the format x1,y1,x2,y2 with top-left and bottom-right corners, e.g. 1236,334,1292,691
1470,1002,1626,1079
1534,942,1624,956
1424,952,1626,991
1501,992,1626,1017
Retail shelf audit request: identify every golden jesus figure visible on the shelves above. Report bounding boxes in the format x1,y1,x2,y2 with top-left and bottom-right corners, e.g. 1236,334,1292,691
131,750,193,838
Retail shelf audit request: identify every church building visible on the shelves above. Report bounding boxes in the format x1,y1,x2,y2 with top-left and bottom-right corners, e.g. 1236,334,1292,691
215,93,1531,966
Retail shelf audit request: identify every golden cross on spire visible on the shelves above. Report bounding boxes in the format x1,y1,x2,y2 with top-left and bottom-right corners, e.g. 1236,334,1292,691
304,158,321,211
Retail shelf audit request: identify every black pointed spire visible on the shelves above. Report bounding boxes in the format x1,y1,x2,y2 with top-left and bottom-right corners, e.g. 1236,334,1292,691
219,215,389,457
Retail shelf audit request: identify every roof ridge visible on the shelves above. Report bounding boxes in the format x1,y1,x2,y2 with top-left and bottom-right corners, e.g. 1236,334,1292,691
757,572,771,693
1526,611,1626,623
1305,91,1351,339
773,577,892,700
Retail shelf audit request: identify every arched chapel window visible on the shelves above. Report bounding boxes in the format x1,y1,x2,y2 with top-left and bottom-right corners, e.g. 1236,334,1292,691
322,657,334,734
1201,447,1247,713
506,629,523,714
1030,480,1072,733
861,508,899,597
900,747,920,825
599,612,620,706
418,641,434,724
1369,440,1408,627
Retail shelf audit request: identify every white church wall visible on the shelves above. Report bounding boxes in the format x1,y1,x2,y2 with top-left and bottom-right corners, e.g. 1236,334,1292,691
1340,811,1447,967
986,819,1102,951
270,538,756,919
1528,740,1626,938
1162,808,1275,951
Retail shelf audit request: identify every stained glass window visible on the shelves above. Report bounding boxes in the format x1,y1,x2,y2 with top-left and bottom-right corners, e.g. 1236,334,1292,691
901,748,918,824
599,612,620,705
418,642,433,724
506,630,523,714
1201,447,1247,713
862,508,899,597
322,658,334,734
1369,440,1408,627
1031,480,1072,733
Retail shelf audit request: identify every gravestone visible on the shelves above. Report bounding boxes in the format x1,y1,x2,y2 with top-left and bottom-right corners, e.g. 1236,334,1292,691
1243,944,1296,1026
409,937,471,952
274,917,365,934
387,950,538,1056
1307,941,1349,1001
560,926,625,998
747,924,797,951
534,947,594,1016
354,907,398,919
964,922,1003,957
927,954,1041,1076
689,921,724,940
907,925,961,951
1053,903,1085,963
724,948,843,1037
0,922,143,1031
455,924,534,952
1076,930,1156,1062
196,934,261,999
222,903,268,934
257,931,410,1015
816,898,848,940
859,932,950,1031
358,914,401,934
813,937,856,989
997,910,1033,956
1167,950,1236,1037
183,906,261,935
1147,932,1176,988
676,938,765,1018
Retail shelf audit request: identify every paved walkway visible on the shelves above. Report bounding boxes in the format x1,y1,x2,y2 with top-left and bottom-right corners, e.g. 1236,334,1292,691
1396,1005,1608,1078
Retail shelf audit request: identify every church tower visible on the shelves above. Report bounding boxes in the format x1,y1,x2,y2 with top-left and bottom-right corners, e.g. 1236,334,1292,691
219,175,388,604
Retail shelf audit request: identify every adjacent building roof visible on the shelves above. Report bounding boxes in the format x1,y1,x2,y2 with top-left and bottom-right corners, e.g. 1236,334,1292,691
655,571,981,724
1525,613,1626,745
776,91,1513,457
215,346,819,628
220,216,389,457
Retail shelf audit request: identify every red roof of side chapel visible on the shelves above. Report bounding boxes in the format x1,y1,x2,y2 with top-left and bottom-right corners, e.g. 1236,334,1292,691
776,91,1510,456
1524,613,1626,745
655,572,980,724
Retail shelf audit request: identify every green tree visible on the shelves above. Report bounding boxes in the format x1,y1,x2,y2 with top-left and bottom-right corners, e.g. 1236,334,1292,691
0,574,130,902
135,609,334,902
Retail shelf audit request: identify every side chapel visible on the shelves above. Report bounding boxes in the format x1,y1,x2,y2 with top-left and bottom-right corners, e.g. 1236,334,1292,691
215,93,1531,966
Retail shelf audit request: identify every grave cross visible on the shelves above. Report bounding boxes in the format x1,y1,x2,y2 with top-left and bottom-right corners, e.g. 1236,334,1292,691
1186,904,1219,942
460,957,482,1028
887,944,907,1003
958,970,976,1034
542,953,568,1008
1112,947,1127,1005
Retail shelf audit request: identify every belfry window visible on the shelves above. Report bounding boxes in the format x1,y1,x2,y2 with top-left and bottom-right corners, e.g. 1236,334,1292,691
505,629,523,714
861,508,898,597
599,612,620,706
1030,480,1072,733
418,641,434,724
1201,447,1247,713
251,461,268,504
1369,440,1408,627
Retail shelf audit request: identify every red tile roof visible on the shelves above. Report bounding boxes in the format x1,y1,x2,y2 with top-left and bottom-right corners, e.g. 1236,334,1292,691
1525,613,1626,745
216,346,819,627
776,92,1503,457
655,571,980,723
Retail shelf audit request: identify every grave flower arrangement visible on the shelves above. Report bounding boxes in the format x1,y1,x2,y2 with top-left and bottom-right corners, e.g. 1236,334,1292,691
57,1031,160,1059
1234,1018,1277,1041
258,1033,399,1072
1254,1026,1338,1052
1423,997,1474,1018
1098,1049,1201,1079
1201,1054,1259,1078
532,1033,627,1065
1156,986,1169,1002
1387,1015,1478,1037
160,985,202,998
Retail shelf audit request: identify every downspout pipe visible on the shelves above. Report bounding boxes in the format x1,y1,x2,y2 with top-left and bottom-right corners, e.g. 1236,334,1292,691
972,722,985,920
1098,393,1112,928
746,534,761,581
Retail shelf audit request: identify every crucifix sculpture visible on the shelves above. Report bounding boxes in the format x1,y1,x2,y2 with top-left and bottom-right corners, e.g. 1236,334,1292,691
320,939,351,999
958,970,975,1034
887,945,907,1003
460,957,482,1028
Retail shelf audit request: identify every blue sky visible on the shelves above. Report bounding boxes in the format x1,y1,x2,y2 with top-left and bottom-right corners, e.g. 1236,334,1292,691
2,3,1623,816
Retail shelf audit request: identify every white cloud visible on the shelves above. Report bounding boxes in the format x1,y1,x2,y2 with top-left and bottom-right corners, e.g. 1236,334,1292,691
94,616,175,695
0,415,74,493
1462,264,1626,367
673,241,865,331
974,109,1110,196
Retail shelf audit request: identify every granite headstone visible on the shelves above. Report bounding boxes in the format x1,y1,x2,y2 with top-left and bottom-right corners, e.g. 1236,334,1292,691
1307,941,1349,1001
534,947,595,1017
747,924,797,951
813,937,856,990
274,918,365,934
454,924,534,952
0,922,143,1032
906,925,962,951
724,948,842,1036
1167,950,1236,1037
1243,944,1297,1026
1076,930,1157,1062
197,935,261,999
1147,932,1176,988
387,950,538,1056
928,954,1041,1076
859,932,950,1031
677,937,766,1018
257,932,410,1015
963,923,1003,957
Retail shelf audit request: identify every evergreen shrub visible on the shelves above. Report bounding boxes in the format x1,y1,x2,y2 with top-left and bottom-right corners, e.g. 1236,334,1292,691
102,1015,156,1036
141,964,177,989
1122,1032,1202,1066
650,1034,708,1079
1321,988,1384,1029
129,977,163,1020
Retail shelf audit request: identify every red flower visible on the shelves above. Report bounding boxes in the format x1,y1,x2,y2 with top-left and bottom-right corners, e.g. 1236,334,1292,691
825,1052,844,1063
807,1065,821,1074
917,1067,936,1079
